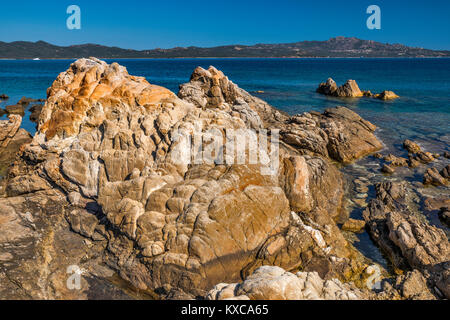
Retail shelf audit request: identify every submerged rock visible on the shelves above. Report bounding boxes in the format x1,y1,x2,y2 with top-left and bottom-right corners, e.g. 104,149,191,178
383,154,408,167
381,164,395,174
5,104,25,116
0,115,32,177
281,106,382,164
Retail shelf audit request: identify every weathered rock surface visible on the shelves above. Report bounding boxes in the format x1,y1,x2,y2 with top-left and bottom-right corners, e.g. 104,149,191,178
317,78,363,98
0,58,392,299
0,115,32,176
423,168,448,186
374,90,399,100
281,107,382,164
341,218,366,233
363,181,450,298
403,140,421,154
440,164,450,180
206,266,373,300
317,78,399,100
29,103,44,125
395,270,436,300
383,154,408,167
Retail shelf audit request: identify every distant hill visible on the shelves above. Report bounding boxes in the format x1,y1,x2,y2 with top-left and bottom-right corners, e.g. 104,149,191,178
1,37,449,59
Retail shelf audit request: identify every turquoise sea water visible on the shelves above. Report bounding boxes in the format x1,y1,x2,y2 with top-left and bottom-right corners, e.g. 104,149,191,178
1,58,449,154
1,58,449,270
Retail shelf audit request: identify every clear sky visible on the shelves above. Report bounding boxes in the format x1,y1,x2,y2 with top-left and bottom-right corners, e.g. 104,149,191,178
1,0,449,50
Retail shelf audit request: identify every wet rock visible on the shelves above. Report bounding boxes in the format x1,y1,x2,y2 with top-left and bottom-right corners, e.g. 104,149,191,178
317,78,363,98
341,218,366,233
383,154,408,167
443,151,450,159
0,94,8,100
282,107,382,164
373,153,383,159
0,115,32,176
5,104,25,116
362,90,373,97
440,164,450,179
413,151,435,164
423,168,448,186
17,96,44,105
316,78,338,96
408,157,421,168
438,207,450,227
66,208,99,239
206,266,373,300
403,140,421,154
374,90,399,100
381,164,395,174
317,79,399,100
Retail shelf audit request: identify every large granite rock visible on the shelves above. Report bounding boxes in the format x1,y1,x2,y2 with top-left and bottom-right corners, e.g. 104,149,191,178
317,78,363,98
0,58,385,298
317,78,399,100
363,181,449,298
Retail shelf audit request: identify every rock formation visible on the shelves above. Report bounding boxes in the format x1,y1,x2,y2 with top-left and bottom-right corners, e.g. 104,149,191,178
317,78,363,98
2,58,444,301
317,78,399,100
0,58,388,299
423,167,448,186
374,91,399,100
206,266,373,300
280,107,382,164
0,115,32,177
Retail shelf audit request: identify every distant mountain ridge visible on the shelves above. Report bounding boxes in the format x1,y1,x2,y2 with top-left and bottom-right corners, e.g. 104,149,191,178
1,37,449,59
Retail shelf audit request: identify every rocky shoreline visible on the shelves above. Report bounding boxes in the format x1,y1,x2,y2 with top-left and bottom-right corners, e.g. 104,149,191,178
0,58,448,300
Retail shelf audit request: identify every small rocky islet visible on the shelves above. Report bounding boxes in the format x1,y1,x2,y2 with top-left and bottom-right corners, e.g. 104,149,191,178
317,77,400,100
0,58,448,300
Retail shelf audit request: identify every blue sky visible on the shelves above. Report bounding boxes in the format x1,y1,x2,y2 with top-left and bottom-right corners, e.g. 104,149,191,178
1,0,449,50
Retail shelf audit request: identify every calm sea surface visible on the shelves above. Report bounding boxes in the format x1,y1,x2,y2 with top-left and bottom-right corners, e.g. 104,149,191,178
1,58,449,270
1,58,449,151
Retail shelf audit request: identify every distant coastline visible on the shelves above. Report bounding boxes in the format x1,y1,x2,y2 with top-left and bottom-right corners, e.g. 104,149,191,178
1,37,449,59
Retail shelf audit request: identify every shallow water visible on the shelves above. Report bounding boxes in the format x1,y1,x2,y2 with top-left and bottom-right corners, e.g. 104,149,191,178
1,58,449,270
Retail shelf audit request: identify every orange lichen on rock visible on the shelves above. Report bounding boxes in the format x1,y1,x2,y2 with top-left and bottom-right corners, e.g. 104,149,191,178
39,57,176,140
